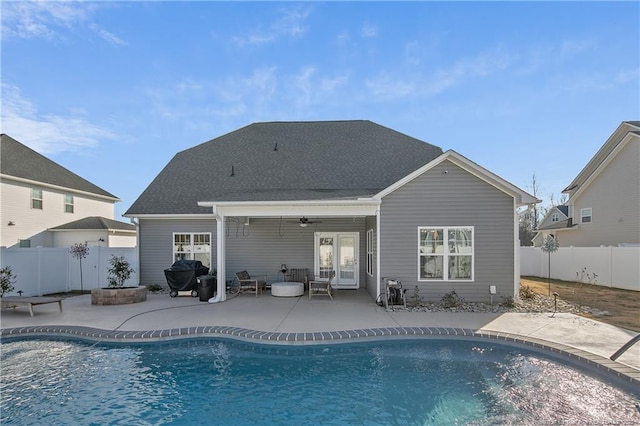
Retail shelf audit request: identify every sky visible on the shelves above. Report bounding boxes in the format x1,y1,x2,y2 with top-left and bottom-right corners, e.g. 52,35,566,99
1,1,638,219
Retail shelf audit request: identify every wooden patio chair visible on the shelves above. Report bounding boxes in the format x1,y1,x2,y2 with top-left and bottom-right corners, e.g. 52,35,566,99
235,270,267,297
308,270,336,300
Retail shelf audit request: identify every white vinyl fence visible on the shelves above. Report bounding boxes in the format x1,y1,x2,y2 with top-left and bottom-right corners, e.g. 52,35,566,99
1,247,138,297
520,246,639,291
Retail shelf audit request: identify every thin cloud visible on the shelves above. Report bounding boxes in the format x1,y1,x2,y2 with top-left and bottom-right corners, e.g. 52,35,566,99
233,5,312,46
1,84,115,154
88,23,127,46
365,48,513,100
2,1,125,45
360,23,378,38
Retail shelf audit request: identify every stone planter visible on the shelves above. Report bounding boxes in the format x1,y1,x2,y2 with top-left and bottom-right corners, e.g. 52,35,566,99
91,286,147,305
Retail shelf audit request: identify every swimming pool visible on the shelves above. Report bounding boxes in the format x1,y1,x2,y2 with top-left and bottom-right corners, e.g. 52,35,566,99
1,338,638,425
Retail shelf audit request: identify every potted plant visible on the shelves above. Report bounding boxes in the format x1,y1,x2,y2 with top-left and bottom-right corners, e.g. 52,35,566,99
91,255,146,305
107,255,135,288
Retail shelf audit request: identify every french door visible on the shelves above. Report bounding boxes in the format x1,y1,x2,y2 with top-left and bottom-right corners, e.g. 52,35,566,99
314,232,359,289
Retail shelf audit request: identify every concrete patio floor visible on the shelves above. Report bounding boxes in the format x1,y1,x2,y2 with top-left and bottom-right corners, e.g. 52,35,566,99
1,289,639,378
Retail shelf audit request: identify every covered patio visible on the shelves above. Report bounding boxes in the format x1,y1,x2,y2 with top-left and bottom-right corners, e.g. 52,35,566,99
197,199,381,303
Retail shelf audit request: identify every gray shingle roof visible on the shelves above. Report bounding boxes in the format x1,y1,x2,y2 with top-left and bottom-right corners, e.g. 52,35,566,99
537,218,575,231
126,120,443,215
0,134,118,199
49,216,135,232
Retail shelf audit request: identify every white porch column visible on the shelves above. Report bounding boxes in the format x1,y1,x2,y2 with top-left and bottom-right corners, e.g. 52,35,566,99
376,206,381,300
216,214,226,302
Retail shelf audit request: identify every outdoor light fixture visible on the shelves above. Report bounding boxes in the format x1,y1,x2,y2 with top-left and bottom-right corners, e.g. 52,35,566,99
7,221,15,226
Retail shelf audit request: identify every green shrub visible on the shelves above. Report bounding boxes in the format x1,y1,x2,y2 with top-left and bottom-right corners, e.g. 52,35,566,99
0,266,16,296
441,289,465,308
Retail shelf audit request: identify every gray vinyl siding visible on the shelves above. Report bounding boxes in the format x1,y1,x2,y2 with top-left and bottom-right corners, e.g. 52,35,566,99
225,217,366,287
138,218,217,286
365,216,378,299
380,160,515,303
139,217,368,289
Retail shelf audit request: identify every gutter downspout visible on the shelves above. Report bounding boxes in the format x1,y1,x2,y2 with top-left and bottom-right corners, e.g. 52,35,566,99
130,218,140,288
514,199,520,299
208,206,225,303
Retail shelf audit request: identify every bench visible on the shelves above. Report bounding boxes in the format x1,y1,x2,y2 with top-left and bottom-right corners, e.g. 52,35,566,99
1,296,63,317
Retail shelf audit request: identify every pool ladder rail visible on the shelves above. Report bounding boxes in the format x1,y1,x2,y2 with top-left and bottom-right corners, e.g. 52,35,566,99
609,333,640,361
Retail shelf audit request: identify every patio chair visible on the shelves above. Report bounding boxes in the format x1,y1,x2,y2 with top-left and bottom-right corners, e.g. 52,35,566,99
235,271,267,297
309,270,336,300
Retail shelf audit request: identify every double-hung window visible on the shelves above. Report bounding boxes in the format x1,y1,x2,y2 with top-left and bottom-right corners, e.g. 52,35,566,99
551,212,559,222
31,188,43,209
419,227,473,281
580,208,592,224
65,194,74,213
173,233,211,268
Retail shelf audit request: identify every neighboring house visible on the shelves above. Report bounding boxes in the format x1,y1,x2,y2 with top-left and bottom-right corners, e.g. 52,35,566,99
125,121,537,303
531,205,570,247
535,121,640,247
49,216,136,248
0,134,134,248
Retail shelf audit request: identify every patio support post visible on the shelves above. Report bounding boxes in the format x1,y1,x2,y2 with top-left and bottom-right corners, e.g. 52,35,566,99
376,206,381,300
215,213,226,302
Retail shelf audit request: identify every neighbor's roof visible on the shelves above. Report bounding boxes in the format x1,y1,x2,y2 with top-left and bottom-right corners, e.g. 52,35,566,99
125,120,443,215
49,216,136,232
562,121,640,195
537,218,575,231
0,134,118,200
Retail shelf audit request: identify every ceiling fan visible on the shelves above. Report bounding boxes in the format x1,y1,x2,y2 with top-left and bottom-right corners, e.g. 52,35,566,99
288,217,322,227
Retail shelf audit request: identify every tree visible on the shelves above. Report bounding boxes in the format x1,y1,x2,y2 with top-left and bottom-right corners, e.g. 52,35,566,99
518,173,543,246
70,243,89,294
107,255,135,288
541,235,559,296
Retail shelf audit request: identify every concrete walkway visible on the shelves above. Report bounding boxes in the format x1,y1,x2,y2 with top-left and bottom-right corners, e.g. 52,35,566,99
2,289,638,378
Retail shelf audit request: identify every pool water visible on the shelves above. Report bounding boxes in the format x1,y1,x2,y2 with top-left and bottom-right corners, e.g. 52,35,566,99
1,338,638,425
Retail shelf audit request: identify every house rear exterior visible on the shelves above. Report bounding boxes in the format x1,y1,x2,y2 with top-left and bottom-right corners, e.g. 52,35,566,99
125,121,537,303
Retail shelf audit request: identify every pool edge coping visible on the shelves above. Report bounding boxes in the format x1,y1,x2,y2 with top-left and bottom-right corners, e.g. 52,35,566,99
2,325,638,387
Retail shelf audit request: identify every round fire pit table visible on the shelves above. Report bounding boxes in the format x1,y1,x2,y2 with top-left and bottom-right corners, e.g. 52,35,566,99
271,282,304,297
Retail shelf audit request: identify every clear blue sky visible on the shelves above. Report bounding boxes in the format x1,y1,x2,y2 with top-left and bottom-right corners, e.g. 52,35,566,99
2,1,638,219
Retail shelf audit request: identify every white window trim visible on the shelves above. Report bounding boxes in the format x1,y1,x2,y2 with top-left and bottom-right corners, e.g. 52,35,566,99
551,212,559,222
366,229,374,276
64,194,74,213
172,232,212,267
580,208,592,224
418,226,474,282
31,188,43,210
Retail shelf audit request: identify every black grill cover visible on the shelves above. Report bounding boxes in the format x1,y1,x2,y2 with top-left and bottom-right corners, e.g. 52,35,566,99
164,260,209,291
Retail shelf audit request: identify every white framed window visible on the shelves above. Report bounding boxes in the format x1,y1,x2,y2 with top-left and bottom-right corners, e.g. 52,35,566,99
418,227,473,281
366,229,374,276
551,212,559,222
31,188,43,209
173,233,211,268
580,208,592,224
64,194,74,213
